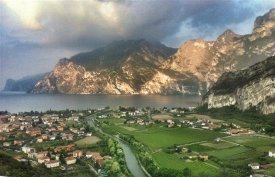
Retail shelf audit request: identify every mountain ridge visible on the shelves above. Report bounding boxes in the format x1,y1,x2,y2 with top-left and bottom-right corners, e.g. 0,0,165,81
2,73,48,92
10,8,275,95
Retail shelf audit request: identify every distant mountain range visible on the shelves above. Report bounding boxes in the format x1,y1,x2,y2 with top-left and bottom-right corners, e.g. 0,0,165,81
4,9,275,96
2,73,47,92
203,56,275,114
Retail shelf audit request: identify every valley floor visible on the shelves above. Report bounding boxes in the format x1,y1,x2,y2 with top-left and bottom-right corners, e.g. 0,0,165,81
98,114,275,177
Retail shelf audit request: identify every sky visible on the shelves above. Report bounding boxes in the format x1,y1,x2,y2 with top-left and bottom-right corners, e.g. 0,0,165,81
0,0,275,89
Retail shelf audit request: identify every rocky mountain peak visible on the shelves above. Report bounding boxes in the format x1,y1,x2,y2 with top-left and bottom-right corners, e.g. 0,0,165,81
57,58,70,66
254,8,275,29
70,39,176,71
249,9,275,41
216,29,239,43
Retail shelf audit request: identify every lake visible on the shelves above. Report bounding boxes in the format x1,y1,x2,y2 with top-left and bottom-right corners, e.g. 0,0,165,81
0,92,201,113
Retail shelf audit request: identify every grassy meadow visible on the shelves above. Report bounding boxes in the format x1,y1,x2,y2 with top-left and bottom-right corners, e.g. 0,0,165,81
99,117,275,176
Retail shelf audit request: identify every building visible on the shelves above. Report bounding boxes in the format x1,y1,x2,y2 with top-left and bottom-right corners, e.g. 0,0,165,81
73,150,83,158
49,135,56,141
3,142,11,147
22,146,36,153
65,157,77,165
54,144,74,153
37,156,50,164
86,151,94,158
0,136,6,141
14,140,23,146
37,137,43,143
57,126,64,132
199,155,208,161
42,134,48,140
45,160,60,168
26,127,42,137
0,124,12,132
227,129,249,135
61,133,74,141
70,128,79,134
14,155,22,161
86,151,104,167
35,151,48,159
268,150,275,158
248,163,260,170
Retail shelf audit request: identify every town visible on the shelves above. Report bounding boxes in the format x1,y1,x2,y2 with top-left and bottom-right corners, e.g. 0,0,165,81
1,106,275,177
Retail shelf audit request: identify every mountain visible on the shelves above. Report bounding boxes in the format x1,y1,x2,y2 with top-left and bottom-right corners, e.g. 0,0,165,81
203,56,275,114
165,8,275,88
3,73,47,92
32,39,202,94
33,9,275,95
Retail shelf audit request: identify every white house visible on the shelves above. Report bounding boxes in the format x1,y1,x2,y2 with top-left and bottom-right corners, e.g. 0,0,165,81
65,157,76,165
22,146,36,154
268,150,275,157
248,163,260,170
45,160,60,168
37,156,50,164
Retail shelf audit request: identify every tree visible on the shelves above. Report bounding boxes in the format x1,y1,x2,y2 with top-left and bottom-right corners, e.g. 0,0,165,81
183,167,192,177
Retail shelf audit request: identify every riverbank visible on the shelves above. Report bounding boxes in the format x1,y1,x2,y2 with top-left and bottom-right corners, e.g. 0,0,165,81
87,117,148,177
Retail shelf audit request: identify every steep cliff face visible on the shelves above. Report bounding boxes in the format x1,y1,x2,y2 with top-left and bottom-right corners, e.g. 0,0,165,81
166,9,275,87
33,40,201,94
203,56,275,114
33,9,275,95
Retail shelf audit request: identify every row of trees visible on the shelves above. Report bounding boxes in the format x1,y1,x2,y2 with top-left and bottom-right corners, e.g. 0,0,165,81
104,138,130,177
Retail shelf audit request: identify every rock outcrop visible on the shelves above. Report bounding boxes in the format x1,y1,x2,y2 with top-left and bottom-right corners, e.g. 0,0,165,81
203,56,275,114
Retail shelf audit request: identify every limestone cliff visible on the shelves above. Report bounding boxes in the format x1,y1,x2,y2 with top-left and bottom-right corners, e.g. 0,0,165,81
203,56,275,114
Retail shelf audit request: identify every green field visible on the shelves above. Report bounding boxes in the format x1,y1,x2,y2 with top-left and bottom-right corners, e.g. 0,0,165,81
133,127,225,150
100,118,226,176
100,118,275,176
224,135,275,148
152,151,219,176
75,136,101,147
202,141,236,149
207,146,250,159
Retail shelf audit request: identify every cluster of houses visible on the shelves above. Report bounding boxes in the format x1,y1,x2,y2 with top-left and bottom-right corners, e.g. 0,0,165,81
247,150,275,173
122,114,258,138
120,109,146,118
18,145,107,168
0,113,86,147
0,113,109,170
125,118,154,126
124,117,223,130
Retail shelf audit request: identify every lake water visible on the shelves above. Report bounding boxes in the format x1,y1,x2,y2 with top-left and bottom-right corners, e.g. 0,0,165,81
0,92,201,113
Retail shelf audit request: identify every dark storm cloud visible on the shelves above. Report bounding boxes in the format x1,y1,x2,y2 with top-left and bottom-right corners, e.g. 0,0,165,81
0,0,274,88
2,0,274,50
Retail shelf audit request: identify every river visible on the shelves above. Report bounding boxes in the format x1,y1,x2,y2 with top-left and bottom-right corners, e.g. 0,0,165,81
117,139,148,177
87,117,148,177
